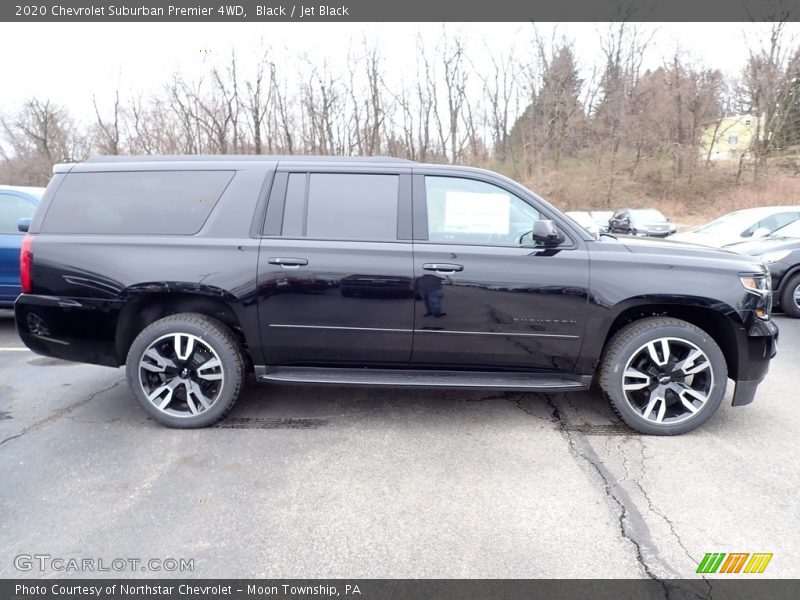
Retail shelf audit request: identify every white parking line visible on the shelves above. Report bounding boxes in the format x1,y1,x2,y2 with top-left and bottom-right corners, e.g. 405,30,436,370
0,348,29,352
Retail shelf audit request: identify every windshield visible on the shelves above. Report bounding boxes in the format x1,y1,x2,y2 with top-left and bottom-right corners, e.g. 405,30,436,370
589,211,612,224
566,212,594,227
695,211,761,234
630,209,666,223
771,219,800,238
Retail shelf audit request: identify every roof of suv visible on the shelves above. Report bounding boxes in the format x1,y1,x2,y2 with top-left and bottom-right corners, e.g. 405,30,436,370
86,155,415,164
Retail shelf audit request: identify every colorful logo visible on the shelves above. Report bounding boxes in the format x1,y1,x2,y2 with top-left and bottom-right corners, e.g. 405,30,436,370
697,552,773,574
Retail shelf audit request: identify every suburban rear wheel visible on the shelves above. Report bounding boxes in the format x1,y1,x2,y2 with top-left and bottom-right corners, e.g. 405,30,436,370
125,313,244,428
779,273,800,318
599,317,727,435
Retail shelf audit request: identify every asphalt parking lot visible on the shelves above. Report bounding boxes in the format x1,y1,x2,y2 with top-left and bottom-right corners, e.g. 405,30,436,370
0,308,798,580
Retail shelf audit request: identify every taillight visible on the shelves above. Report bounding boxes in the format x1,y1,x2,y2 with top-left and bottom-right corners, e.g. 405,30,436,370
20,235,32,293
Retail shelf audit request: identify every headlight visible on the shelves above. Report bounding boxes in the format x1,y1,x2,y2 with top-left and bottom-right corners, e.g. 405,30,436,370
761,250,790,264
740,273,770,293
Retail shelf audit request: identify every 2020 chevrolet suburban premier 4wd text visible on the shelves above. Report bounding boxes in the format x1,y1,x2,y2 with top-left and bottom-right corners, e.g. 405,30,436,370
14,156,778,434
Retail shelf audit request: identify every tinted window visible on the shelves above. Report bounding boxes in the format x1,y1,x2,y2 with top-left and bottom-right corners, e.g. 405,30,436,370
424,176,539,246
0,194,36,234
281,173,307,235
41,171,234,235
282,173,399,240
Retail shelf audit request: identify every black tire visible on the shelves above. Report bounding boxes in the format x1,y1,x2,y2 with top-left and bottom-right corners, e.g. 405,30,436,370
125,312,244,428
779,273,800,318
599,317,728,435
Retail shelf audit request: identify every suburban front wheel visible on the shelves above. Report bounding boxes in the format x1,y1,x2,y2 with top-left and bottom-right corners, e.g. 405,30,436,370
779,273,800,318
125,313,244,428
599,317,728,435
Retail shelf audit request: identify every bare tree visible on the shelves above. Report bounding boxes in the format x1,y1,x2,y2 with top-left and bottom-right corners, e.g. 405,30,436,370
93,91,122,155
1,98,87,184
738,21,800,179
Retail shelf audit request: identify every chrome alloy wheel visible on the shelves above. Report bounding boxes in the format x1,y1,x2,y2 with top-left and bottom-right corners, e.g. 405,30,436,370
138,333,224,418
793,283,800,310
622,337,714,425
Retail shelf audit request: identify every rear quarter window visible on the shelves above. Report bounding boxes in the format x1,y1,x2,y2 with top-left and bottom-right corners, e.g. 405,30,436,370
40,170,234,235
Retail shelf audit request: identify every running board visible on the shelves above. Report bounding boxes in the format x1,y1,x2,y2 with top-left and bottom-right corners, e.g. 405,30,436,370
257,367,588,392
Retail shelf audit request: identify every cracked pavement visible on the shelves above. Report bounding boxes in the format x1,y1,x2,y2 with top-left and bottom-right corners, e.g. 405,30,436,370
0,308,798,579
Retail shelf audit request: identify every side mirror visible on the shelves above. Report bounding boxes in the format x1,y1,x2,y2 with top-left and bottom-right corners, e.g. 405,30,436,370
752,227,770,238
531,219,566,247
18,218,31,233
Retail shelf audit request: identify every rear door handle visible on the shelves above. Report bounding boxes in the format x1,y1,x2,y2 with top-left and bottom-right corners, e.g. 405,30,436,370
268,257,309,268
422,263,463,273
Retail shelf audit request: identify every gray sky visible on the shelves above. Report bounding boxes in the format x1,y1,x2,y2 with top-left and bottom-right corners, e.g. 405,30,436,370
0,22,794,122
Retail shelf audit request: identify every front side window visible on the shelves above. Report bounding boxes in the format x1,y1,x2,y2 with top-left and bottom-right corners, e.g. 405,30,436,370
772,219,800,238
744,212,800,237
0,194,36,234
282,173,399,241
424,176,539,246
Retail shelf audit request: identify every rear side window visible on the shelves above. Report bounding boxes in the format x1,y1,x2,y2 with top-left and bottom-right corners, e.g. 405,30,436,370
41,171,234,235
281,173,399,240
0,194,36,234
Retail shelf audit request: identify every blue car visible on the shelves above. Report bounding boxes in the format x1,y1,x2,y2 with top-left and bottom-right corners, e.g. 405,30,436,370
0,185,44,307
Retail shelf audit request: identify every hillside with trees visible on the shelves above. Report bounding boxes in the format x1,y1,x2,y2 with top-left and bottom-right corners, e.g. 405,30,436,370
2,23,800,223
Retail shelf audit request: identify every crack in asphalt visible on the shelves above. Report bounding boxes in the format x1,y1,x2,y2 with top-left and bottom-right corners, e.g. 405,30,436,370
456,391,552,421
626,440,698,565
623,438,713,599
0,379,125,449
419,388,715,591
541,392,671,596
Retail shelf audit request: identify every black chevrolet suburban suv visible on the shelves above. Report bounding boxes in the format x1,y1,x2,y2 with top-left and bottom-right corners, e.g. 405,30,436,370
15,156,778,434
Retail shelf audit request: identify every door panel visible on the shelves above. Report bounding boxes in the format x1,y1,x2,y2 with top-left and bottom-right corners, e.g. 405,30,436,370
258,240,414,365
257,168,414,366
411,244,589,371
0,233,23,303
0,193,36,304
410,172,589,372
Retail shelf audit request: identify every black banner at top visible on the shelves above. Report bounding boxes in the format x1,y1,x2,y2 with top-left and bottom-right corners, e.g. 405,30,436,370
2,0,800,22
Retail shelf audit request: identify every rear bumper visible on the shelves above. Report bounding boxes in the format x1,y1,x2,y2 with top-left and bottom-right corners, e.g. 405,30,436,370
14,293,121,367
732,319,779,406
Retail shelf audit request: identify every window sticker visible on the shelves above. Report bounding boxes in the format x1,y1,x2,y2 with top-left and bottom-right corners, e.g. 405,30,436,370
444,192,510,234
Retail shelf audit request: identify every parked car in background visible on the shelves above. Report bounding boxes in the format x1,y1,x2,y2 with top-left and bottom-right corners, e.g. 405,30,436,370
608,208,676,238
725,218,800,318
671,206,800,248
565,211,600,238
589,210,613,234
0,185,44,307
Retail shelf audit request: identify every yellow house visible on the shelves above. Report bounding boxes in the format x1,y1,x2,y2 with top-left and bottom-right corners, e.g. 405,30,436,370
699,114,760,161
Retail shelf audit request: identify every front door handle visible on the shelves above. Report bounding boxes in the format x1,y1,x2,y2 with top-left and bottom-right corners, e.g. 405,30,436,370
423,263,463,274
268,257,309,269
